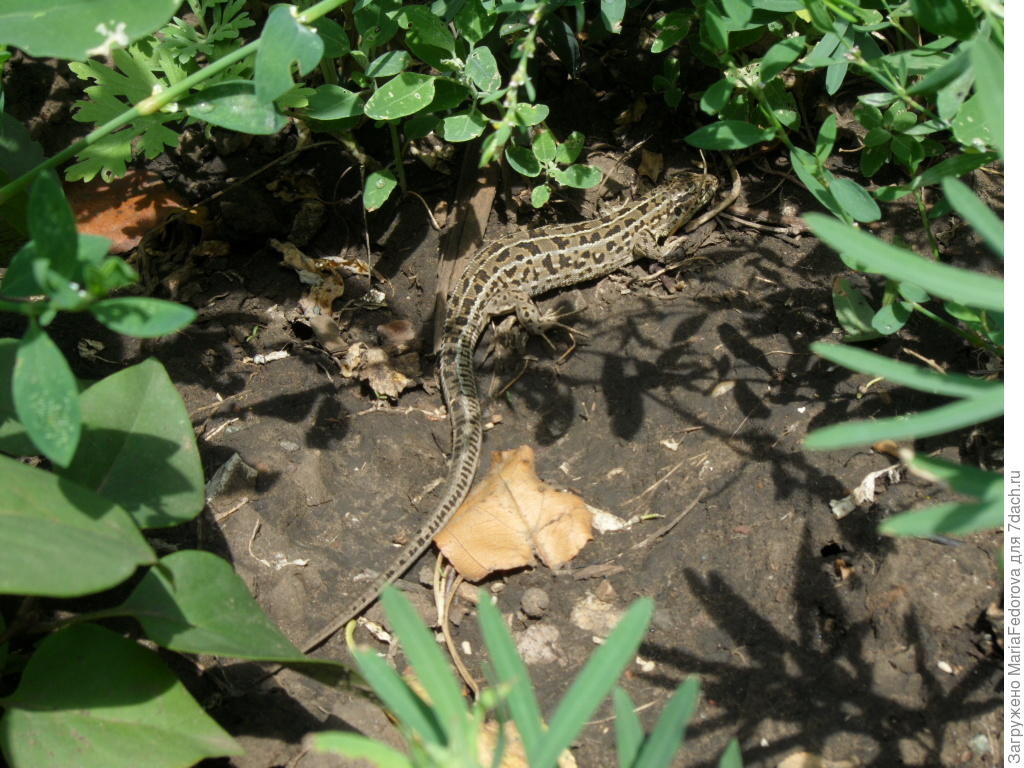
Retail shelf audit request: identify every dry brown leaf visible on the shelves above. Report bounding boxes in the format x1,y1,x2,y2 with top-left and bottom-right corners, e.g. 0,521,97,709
435,446,592,581
340,342,414,400
477,719,578,768
777,752,859,768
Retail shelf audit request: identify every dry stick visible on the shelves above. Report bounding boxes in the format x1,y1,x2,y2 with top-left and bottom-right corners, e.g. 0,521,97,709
628,488,707,552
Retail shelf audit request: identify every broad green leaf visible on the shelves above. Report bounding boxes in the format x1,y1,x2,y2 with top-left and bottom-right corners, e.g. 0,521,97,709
364,72,436,120
506,146,542,178
871,301,910,335
815,113,837,162
910,0,976,40
831,177,881,222
454,0,497,44
404,114,438,139
832,278,881,341
0,339,34,456
254,4,324,104
401,6,456,69
863,127,892,148
90,297,195,338
14,322,80,466
380,588,470,745
531,184,552,208
311,733,414,768
0,1,180,60
686,120,774,149
363,170,398,211
182,81,289,135
898,282,930,303
810,342,1000,399
879,499,1001,536
554,131,585,164
0,624,241,768
514,103,550,127
0,111,45,235
908,46,970,95
600,0,627,34
478,591,543,753
441,110,487,142
951,95,994,151
57,359,203,529
970,38,1004,157
304,85,364,121
365,50,411,78
634,677,700,768
859,92,899,108
941,177,1003,257
805,214,1003,311
353,0,398,48
531,599,653,768
314,17,350,58
119,551,318,662
700,78,735,115
421,77,470,112
466,46,501,93
532,130,557,164
789,148,841,217
28,170,76,279
613,688,643,768
760,35,805,81
651,11,692,53
804,392,1003,449
0,455,154,596
551,164,602,189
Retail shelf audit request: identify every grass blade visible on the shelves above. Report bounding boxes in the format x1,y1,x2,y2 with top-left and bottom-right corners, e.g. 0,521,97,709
633,677,700,768
908,454,1002,500
805,213,1003,312
311,732,414,768
810,342,1000,399
351,648,445,746
805,392,1003,449
613,687,643,768
530,598,653,768
941,177,1003,258
718,738,744,768
476,591,544,754
879,499,1002,536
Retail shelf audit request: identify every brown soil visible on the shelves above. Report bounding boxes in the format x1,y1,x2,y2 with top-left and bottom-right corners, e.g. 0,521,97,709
1,45,1002,768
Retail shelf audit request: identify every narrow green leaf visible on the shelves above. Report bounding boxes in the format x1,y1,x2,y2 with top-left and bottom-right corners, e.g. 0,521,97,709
14,321,80,466
28,170,76,279
810,342,1000,399
90,297,195,338
941,177,1003,257
804,392,1003,450
0,624,241,767
364,170,398,212
304,85,364,121
831,177,881,222
0,455,155,596
908,46,970,95
311,733,414,768
634,677,700,768
815,113,837,162
364,73,436,120
613,688,643,768
686,120,774,149
531,599,653,768
478,591,543,754
970,38,1003,156
718,739,744,768
805,214,1003,311
255,4,323,103
914,152,998,190
351,647,445,746
760,35,805,81
790,149,841,217
909,454,1002,500
381,588,470,745
879,499,1001,536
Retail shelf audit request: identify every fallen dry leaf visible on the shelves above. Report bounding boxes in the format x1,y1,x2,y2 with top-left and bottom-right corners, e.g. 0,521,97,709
777,752,858,768
339,342,415,400
435,446,592,581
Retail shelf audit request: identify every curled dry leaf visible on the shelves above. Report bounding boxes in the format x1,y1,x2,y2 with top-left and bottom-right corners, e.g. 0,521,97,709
434,445,592,582
340,342,415,400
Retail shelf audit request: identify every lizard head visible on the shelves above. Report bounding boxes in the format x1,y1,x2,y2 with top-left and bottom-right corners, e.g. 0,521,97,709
653,172,719,238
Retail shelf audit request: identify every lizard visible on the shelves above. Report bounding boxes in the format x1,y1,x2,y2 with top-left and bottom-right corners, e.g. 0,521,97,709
302,171,719,652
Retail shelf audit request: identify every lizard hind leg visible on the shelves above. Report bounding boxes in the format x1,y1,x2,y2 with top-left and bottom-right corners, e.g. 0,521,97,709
509,289,589,351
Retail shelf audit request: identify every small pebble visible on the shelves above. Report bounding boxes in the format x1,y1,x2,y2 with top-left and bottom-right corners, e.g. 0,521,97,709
521,587,550,618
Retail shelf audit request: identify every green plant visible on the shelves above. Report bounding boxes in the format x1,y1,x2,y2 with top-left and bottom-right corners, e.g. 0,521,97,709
310,587,744,768
0,171,341,768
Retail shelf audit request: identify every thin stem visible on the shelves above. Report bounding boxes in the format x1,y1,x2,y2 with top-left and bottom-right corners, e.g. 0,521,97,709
913,188,941,260
388,121,407,192
910,301,999,354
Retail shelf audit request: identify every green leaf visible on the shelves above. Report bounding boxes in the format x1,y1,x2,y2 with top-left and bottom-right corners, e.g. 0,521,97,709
530,184,552,208
898,282,930,303
0,339,34,456
970,37,1004,157
651,11,692,53
364,170,398,211
951,95,995,152
815,113,837,162
441,110,487,142
804,214,1003,311
551,164,602,189
364,72,436,120
401,6,456,69
700,78,735,115
686,120,774,149
718,739,744,768
908,46,970,95
0,455,155,596
810,342,1000,399
613,688,643,768
381,587,470,745
533,130,557,164
420,77,469,112
255,4,324,104
909,454,1002,500
531,599,653,768
832,278,881,341
941,177,1003,257
28,170,77,279
879,499,1001,536
182,81,289,135
404,114,438,139
311,733,414,768
633,677,700,768
352,646,445,744
304,85,364,122
600,0,627,34
478,591,543,753
554,131,585,164
871,301,910,335
760,35,805,81
789,148,841,217
314,17,350,58
0,1,181,60
365,50,411,78
0,624,241,767
506,146,542,178
914,151,998,189
56,359,204,529
454,0,497,44
831,177,881,222
354,0,398,48
119,551,318,662
804,392,1003,449
14,322,81,466
514,103,550,127
909,0,976,40
90,297,195,338
466,46,501,93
